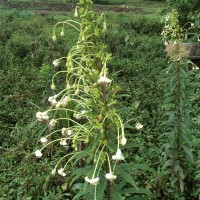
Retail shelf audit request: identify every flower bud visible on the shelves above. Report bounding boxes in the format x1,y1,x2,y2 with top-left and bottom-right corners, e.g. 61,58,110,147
51,84,56,90
60,31,64,36
74,6,78,17
52,35,57,42
51,168,56,176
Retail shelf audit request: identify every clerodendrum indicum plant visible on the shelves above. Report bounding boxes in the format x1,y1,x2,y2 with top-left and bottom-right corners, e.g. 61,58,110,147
34,0,136,199
161,9,199,195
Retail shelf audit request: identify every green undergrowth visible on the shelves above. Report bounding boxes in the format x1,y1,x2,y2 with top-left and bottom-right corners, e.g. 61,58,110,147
0,8,199,199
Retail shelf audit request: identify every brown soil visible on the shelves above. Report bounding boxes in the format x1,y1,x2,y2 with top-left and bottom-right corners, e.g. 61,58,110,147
0,1,144,14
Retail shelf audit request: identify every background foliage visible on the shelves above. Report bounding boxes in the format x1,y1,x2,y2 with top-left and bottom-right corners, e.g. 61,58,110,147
0,1,199,199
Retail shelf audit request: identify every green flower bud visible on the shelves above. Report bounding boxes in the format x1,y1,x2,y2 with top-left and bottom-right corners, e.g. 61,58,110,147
52,35,57,42
51,84,56,90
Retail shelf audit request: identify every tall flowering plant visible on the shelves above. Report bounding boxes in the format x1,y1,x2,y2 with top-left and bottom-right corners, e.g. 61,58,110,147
34,0,132,199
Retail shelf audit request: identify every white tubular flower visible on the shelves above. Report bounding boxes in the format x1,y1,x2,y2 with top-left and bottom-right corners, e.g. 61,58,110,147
62,128,67,135
52,59,60,67
121,137,127,146
35,150,42,158
112,149,124,161
58,168,66,176
98,76,112,84
40,137,48,143
36,111,49,121
81,110,87,115
135,122,143,130
48,95,57,106
105,172,117,181
191,23,194,27
75,114,81,120
85,176,99,185
56,102,61,109
49,119,57,128
60,139,67,146
67,129,73,136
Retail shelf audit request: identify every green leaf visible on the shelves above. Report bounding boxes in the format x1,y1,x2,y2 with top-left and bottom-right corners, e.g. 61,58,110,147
121,188,153,197
116,165,138,189
131,164,151,171
70,166,93,186
97,176,107,200
181,145,193,162
112,191,123,200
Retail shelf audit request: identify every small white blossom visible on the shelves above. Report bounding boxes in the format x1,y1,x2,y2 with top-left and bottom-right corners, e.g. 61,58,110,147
135,122,143,130
191,23,194,27
67,129,73,136
62,128,67,135
85,176,99,185
60,139,67,146
53,59,60,67
56,102,61,109
58,168,66,176
75,114,81,120
112,149,124,161
81,110,87,114
35,150,42,158
40,137,48,143
105,172,117,181
98,76,112,84
121,137,127,146
49,119,57,128
36,111,49,122
48,95,57,106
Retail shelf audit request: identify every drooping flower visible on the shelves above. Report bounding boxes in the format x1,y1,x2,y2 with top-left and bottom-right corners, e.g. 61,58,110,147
36,111,49,122
85,176,99,185
60,139,67,146
98,76,112,84
53,59,60,67
35,150,42,158
58,168,66,176
48,95,57,106
105,172,117,181
135,122,143,130
56,101,61,109
121,137,127,146
112,149,124,161
62,128,67,135
49,119,57,128
67,129,73,136
40,137,48,143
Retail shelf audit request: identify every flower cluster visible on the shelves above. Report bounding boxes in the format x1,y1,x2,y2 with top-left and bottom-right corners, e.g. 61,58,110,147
34,1,136,198
161,9,199,45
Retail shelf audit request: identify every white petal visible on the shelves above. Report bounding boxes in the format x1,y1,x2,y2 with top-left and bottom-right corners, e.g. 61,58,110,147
105,173,117,181
121,137,127,146
35,150,42,158
40,137,48,143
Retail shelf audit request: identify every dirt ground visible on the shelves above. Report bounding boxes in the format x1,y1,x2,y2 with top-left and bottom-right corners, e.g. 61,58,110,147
0,1,144,15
